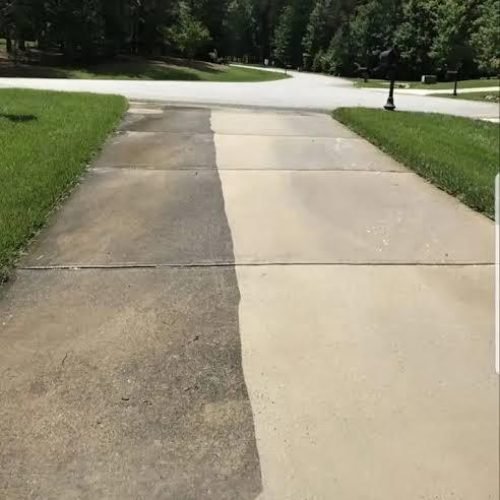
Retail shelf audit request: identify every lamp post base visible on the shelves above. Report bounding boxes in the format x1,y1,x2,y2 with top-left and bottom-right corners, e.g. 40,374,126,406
384,98,396,111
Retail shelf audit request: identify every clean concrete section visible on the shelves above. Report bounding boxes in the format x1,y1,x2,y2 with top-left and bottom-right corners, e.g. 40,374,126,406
238,265,498,500
1,68,498,119
210,109,357,137
212,108,498,499
214,135,405,171
217,170,494,264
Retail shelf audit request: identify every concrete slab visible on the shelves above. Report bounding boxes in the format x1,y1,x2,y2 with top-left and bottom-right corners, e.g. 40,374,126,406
121,108,212,134
24,169,235,266
0,268,261,499
95,132,215,169
214,134,405,171
211,110,357,138
237,265,498,500
127,108,164,115
218,170,495,264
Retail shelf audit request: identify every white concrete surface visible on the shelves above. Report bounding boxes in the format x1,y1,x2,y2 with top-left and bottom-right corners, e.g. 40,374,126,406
214,136,405,171
217,170,494,265
1,68,498,119
212,108,498,499
239,265,498,500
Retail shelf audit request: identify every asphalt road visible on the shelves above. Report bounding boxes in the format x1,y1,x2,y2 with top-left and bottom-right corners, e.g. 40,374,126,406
1,67,498,119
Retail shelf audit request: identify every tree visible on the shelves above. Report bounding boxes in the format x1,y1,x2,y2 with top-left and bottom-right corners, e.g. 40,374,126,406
187,0,228,52
0,0,38,52
303,0,334,59
168,2,211,59
470,0,500,75
252,0,288,60
350,0,401,71
430,0,475,74
224,0,258,58
272,4,294,64
395,0,439,78
0,0,495,77
43,0,104,62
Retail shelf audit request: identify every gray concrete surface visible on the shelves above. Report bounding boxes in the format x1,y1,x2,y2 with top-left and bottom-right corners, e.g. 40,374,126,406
0,268,261,500
1,68,498,119
94,132,215,169
24,169,235,266
1,103,498,500
1,107,262,499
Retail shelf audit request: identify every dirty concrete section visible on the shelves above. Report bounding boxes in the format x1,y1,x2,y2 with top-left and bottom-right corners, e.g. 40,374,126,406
23,169,236,267
0,106,262,499
0,269,260,500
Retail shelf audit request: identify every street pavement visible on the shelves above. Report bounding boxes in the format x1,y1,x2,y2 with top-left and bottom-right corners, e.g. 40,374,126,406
0,67,499,120
0,104,498,499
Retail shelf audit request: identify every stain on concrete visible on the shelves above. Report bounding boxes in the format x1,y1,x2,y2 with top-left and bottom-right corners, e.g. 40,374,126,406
23,169,237,266
94,131,216,169
121,107,213,134
0,108,262,499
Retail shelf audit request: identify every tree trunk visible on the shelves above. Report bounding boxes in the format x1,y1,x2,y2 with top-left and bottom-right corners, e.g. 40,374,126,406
6,37,12,53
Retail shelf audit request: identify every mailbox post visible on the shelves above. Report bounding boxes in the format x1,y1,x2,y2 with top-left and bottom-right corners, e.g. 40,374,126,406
379,48,400,111
447,69,459,96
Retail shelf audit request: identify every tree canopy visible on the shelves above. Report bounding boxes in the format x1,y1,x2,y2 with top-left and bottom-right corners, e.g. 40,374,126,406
1,0,498,78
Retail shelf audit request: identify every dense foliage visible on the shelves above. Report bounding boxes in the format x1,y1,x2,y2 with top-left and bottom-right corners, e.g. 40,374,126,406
0,0,498,78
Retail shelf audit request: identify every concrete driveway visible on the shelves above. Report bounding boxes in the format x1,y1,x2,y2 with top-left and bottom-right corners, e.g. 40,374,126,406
1,67,498,120
0,104,498,499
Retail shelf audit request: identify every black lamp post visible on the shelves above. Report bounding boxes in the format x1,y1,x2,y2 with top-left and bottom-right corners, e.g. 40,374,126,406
379,48,400,111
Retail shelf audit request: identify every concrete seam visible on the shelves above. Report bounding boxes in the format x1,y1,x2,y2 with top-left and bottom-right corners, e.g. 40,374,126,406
18,262,495,271
90,166,411,173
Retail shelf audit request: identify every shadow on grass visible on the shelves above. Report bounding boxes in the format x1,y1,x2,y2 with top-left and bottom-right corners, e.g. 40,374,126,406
84,61,205,80
0,61,71,78
0,113,37,123
0,56,226,81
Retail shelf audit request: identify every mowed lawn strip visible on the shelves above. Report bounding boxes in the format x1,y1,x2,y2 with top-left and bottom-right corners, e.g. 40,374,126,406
428,91,500,103
0,89,127,279
353,78,500,90
332,108,499,218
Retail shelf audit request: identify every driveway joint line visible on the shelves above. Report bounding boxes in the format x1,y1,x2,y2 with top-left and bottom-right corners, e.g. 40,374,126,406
116,130,368,140
90,166,411,173
19,262,495,271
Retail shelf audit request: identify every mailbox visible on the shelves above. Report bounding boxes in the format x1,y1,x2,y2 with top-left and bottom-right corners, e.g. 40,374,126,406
379,48,399,69
379,47,400,111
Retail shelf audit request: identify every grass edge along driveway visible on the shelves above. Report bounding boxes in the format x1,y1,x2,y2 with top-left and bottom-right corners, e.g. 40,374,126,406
332,108,499,219
0,89,127,282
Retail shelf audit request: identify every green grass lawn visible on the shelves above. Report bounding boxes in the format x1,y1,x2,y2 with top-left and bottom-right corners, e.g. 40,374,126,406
429,90,500,103
353,77,499,90
0,55,287,82
332,108,499,218
0,89,127,280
